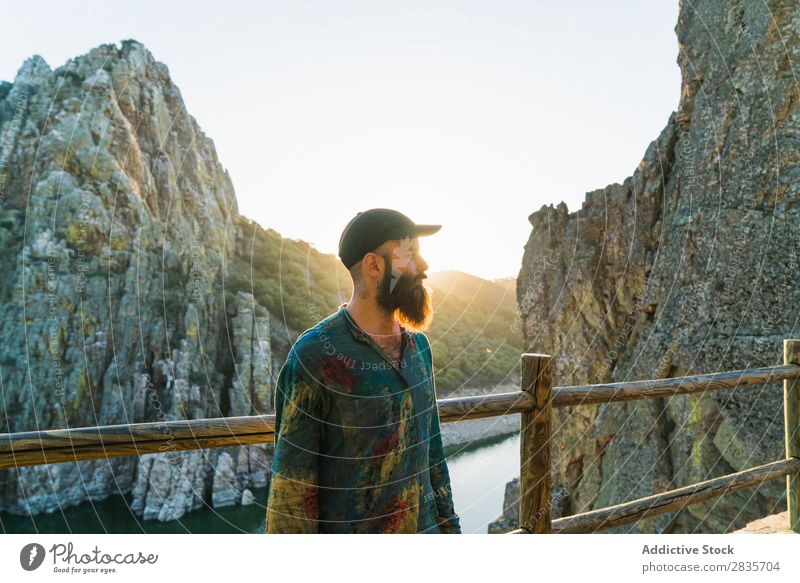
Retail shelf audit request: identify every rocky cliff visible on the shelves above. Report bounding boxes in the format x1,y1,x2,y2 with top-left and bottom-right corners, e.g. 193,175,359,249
0,41,283,520
513,0,799,533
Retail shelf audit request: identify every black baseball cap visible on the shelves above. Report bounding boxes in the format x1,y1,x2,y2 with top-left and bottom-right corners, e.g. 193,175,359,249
338,208,441,269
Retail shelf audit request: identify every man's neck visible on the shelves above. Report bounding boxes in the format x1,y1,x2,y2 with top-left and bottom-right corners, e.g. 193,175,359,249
345,295,400,340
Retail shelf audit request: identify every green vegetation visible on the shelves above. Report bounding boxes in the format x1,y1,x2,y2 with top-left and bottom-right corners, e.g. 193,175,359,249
227,217,352,335
227,218,523,393
426,271,522,393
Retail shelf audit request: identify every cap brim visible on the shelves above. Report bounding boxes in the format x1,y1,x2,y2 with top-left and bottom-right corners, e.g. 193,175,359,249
411,224,442,237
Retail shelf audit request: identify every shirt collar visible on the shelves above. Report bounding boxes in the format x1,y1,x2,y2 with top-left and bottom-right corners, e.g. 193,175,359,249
337,303,418,383
338,303,411,345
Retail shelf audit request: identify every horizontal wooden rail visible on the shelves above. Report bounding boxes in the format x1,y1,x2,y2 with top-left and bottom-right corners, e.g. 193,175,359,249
1,364,798,470
551,364,800,407
0,415,275,469
438,391,535,423
0,392,536,469
507,457,800,534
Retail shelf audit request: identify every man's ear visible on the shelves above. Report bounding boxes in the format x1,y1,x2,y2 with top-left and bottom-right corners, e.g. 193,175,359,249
362,252,382,280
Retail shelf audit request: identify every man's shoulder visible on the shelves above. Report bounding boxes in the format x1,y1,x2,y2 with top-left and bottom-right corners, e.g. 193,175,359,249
408,330,433,364
289,307,348,362
409,330,431,350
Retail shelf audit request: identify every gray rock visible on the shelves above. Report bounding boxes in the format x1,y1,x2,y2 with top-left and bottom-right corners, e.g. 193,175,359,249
241,489,256,506
487,477,520,534
0,40,275,520
515,0,799,533
212,452,239,508
229,293,273,417
131,450,208,522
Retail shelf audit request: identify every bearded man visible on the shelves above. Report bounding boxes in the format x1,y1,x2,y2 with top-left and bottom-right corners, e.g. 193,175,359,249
265,208,461,534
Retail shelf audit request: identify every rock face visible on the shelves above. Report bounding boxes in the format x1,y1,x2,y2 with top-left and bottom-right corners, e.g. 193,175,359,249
487,477,520,534
516,1,799,533
0,41,275,520
732,511,796,534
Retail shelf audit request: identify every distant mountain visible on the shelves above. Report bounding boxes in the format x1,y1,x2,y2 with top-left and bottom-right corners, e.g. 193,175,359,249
426,270,522,394
491,276,516,293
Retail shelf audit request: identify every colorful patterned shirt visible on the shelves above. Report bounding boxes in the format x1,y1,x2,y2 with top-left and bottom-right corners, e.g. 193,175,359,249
265,303,461,533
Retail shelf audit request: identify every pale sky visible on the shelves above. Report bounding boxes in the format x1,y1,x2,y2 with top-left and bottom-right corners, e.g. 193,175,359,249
1,0,681,279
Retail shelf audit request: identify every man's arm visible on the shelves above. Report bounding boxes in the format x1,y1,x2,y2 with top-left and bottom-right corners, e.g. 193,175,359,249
422,334,462,534
265,352,327,533
428,404,462,533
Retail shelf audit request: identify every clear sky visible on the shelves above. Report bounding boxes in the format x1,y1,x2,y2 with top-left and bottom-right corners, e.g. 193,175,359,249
1,0,681,280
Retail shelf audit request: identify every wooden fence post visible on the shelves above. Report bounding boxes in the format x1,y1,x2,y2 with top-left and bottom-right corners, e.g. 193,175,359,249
519,353,553,533
785,339,800,533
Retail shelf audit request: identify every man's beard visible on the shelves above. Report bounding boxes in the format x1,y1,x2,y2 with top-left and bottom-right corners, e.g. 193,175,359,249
376,255,434,332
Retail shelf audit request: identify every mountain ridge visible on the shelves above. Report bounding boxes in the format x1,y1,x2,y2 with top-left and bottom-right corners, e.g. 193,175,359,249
0,39,521,521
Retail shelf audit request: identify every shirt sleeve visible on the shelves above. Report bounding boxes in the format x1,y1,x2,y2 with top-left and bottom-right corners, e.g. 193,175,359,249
265,350,328,533
422,335,462,534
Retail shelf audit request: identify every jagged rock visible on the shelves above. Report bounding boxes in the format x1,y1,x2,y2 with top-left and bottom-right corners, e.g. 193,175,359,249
229,292,273,417
488,477,520,534
241,489,256,506
0,40,275,519
246,443,272,489
212,452,239,508
131,450,208,522
515,1,800,533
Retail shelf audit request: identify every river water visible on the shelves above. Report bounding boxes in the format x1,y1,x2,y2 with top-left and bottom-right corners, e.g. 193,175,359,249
0,432,520,534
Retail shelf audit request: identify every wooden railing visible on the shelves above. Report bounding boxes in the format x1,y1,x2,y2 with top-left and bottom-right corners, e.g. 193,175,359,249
507,338,800,534
1,339,798,534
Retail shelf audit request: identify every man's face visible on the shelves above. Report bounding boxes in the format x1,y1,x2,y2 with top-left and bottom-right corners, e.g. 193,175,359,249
375,237,433,332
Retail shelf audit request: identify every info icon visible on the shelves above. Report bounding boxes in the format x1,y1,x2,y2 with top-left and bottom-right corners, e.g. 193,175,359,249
20,543,46,571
